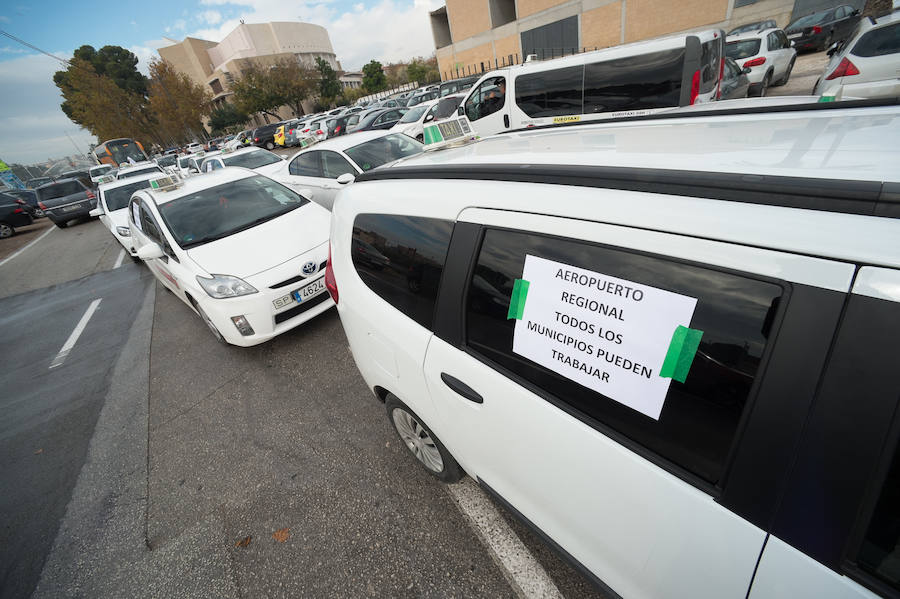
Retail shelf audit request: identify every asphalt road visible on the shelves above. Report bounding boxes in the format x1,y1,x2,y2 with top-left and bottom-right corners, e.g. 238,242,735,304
2,214,604,597
0,218,153,599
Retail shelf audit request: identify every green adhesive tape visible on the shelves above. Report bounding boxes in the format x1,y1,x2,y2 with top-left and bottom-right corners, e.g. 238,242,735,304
507,279,530,320
659,325,704,383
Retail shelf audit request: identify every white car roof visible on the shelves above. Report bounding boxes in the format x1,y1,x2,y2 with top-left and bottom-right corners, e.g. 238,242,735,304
394,104,900,183
203,146,270,161
727,28,779,42
99,171,161,191
141,168,259,206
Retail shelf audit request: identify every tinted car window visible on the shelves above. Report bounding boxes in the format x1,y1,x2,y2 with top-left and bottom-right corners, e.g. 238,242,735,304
583,49,685,114
37,181,84,201
433,96,463,120
139,202,164,245
515,65,583,117
344,134,423,172
858,438,900,591
321,151,357,178
699,39,721,93
351,214,453,329
465,228,784,484
726,40,762,59
104,180,153,211
289,152,321,177
852,22,900,57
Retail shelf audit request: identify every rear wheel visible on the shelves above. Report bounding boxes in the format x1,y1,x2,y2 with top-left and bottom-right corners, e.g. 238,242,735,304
55,220,68,229
757,72,772,97
385,394,463,483
0,222,14,239
265,141,275,150
776,58,795,86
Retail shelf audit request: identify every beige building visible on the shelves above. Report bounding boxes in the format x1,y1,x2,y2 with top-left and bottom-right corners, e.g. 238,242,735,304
159,21,340,121
431,0,796,80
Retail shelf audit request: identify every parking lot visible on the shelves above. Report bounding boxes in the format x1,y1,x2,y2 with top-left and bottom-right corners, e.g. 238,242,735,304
1,217,606,598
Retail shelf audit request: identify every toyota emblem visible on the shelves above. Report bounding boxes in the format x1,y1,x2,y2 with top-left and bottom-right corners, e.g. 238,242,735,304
302,261,318,276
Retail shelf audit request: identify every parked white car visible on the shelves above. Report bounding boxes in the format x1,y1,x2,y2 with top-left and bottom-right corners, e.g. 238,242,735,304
199,146,285,177
725,28,797,96
115,161,164,180
814,12,900,100
269,131,424,210
89,172,160,257
389,99,439,141
89,164,115,184
128,170,333,346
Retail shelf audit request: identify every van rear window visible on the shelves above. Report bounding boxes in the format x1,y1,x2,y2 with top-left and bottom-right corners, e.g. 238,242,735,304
583,48,685,114
37,181,84,200
515,65,583,118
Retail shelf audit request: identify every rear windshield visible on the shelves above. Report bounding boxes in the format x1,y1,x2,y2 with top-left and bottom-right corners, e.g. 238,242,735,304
37,181,84,200
157,175,308,249
789,10,830,29
852,22,900,57
27,177,53,188
344,134,423,172
726,39,762,59
221,150,282,169
434,97,463,119
103,180,153,212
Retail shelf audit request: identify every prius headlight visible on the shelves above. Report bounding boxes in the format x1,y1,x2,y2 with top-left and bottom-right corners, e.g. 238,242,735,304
116,226,131,237
197,274,258,299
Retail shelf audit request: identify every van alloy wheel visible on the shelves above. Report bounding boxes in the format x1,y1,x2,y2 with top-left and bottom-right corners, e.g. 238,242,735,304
0,222,13,238
385,394,463,482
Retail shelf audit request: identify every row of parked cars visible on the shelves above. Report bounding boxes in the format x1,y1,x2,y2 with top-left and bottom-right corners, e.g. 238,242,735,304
87,95,900,599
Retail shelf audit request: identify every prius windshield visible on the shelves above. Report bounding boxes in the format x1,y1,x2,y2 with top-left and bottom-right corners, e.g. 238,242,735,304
344,134,424,172
158,175,308,249
221,150,282,169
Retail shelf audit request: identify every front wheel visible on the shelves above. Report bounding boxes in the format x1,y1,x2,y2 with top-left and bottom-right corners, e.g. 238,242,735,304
193,300,227,344
0,222,14,239
385,394,463,483
265,141,275,150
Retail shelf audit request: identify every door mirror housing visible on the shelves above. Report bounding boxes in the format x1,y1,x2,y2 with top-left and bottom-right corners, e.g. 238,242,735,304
742,66,752,74
336,173,355,185
136,243,165,260
826,42,839,56
457,106,464,116
424,114,434,123
89,207,103,218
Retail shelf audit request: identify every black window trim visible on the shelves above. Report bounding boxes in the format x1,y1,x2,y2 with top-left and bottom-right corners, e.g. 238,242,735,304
354,163,899,218
438,222,793,497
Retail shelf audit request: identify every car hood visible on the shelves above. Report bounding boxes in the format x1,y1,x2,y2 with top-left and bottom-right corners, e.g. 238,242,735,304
185,201,331,279
254,161,285,177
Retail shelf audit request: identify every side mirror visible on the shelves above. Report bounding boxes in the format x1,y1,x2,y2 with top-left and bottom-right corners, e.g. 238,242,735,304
136,242,165,260
189,166,199,173
742,66,752,74
89,207,103,218
457,106,464,116
826,42,839,56
424,114,434,122
851,8,859,15
336,173,355,185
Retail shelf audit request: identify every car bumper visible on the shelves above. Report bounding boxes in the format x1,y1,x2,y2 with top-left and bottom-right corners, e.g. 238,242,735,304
198,276,335,346
816,78,900,100
45,200,96,223
789,34,825,50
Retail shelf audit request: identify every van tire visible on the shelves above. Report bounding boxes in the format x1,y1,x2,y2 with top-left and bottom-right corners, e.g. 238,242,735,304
385,394,463,483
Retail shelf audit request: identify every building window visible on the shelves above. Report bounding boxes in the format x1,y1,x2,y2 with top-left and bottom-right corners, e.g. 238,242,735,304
489,0,516,28
210,79,224,94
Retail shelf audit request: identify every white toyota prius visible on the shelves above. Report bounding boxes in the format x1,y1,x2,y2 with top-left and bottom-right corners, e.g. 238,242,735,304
128,169,333,346
91,172,161,257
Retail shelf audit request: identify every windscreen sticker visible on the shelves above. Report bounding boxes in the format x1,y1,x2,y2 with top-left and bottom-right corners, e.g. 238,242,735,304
511,255,699,420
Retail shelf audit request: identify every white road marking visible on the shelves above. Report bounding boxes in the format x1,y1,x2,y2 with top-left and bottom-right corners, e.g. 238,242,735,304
447,478,564,599
0,225,54,268
113,249,125,269
49,298,102,369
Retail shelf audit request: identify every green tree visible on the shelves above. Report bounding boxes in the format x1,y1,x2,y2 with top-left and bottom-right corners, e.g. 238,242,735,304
407,56,441,85
362,60,387,93
208,103,249,135
147,59,213,144
231,58,315,119
315,57,342,106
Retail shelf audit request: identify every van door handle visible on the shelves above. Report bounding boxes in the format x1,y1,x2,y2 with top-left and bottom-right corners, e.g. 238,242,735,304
440,373,483,404
503,114,510,128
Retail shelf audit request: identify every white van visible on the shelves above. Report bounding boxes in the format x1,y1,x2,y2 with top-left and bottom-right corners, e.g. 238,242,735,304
325,101,900,598
455,29,725,138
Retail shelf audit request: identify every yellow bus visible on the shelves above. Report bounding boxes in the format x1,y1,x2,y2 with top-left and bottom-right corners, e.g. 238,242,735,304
92,138,148,167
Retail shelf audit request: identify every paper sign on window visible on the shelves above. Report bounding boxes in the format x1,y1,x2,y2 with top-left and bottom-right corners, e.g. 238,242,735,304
510,255,701,420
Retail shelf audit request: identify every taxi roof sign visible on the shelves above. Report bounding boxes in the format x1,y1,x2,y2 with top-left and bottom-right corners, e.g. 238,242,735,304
422,118,479,151
148,175,181,191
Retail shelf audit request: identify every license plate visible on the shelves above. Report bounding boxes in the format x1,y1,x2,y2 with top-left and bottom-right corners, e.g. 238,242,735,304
61,204,82,212
272,277,325,309
787,33,801,39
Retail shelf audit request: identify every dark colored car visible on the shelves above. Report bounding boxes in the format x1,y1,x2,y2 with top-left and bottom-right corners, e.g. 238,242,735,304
720,57,752,99
4,188,45,217
25,177,53,189
0,192,34,238
727,19,777,36
439,75,479,97
786,5,861,52
251,121,289,150
406,90,439,107
35,178,97,228
354,108,409,133
326,116,353,137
